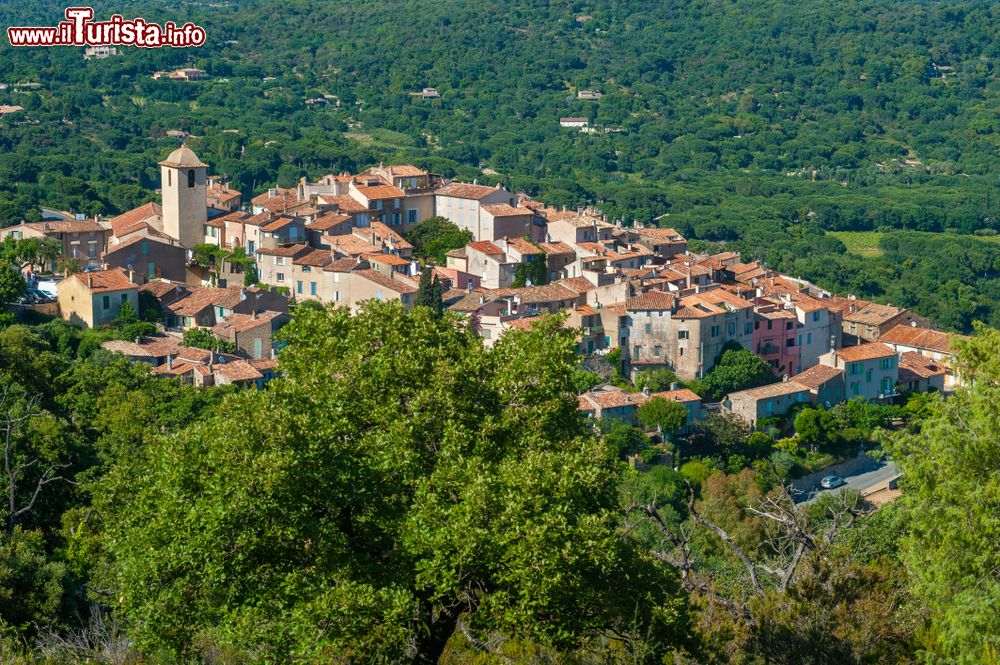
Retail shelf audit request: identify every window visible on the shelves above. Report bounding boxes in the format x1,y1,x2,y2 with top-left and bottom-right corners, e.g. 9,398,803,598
633,345,640,359
880,356,895,370
310,282,317,296
645,323,651,334
102,295,110,310
851,362,862,375
807,332,812,344
400,294,409,304
812,311,820,322
334,291,341,302
678,330,689,340
407,209,418,224
276,272,285,282
881,377,893,394
275,256,286,266
851,382,860,395
745,323,753,335
302,266,311,273
253,338,263,360
767,320,773,330
187,169,195,188
710,325,720,337
375,200,383,210
392,213,401,226
654,345,661,357
167,170,172,187
786,321,793,330
727,321,735,335
375,290,383,301
798,334,803,346
679,347,684,356
866,369,872,383
147,262,156,279
296,281,303,294
786,338,795,347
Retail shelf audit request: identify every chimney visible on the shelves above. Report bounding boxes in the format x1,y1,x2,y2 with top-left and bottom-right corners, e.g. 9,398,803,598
128,269,134,284
670,382,679,391
134,336,141,344
167,355,173,370
87,275,93,288
642,386,651,397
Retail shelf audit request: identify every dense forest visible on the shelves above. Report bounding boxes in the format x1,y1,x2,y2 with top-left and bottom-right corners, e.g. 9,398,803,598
0,303,996,663
3,1,1000,328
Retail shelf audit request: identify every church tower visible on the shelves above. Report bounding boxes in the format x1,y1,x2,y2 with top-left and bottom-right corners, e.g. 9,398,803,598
159,145,208,249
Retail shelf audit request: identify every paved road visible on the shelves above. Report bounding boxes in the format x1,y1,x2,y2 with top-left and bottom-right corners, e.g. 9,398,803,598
39,206,73,221
799,460,899,504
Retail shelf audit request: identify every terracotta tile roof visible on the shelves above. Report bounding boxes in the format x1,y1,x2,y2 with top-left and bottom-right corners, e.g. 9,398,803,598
650,388,701,403
826,297,906,325
557,276,597,293
575,304,599,316
324,195,368,214
251,187,295,206
881,325,962,354
790,364,844,389
445,247,467,259
354,269,418,294
211,311,281,336
363,252,411,267
538,241,575,255
168,287,244,317
482,204,532,217
636,226,685,242
207,181,241,203
435,182,505,200
551,215,614,229
101,334,183,358
69,268,136,292
293,249,333,267
468,240,505,256
355,184,405,200
506,316,541,331
482,284,579,305
898,351,948,381
836,342,896,363
448,292,498,312
500,236,544,255
140,279,189,300
104,234,179,256
578,386,646,410
376,164,427,177
256,244,310,258
249,358,279,371
626,290,676,311
329,235,381,256
728,381,810,400
261,215,301,232
307,212,353,232
324,257,367,273
24,219,108,234
214,359,264,382
110,202,161,238
370,221,413,250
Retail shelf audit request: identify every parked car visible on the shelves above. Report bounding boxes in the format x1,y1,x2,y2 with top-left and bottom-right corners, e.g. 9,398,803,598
820,475,845,489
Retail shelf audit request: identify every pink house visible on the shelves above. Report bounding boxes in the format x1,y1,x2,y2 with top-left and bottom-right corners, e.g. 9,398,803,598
753,303,799,377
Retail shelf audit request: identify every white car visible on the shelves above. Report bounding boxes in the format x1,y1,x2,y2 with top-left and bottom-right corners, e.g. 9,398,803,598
820,475,845,489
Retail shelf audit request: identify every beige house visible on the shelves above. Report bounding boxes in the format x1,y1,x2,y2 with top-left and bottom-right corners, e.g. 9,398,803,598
881,324,966,388
4,219,112,271
897,352,947,393
819,342,899,401
826,296,931,344
434,182,518,241
722,380,811,427
626,287,755,380
57,267,138,328
211,310,284,360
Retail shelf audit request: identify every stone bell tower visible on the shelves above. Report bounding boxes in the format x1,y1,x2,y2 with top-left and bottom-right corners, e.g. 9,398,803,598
159,144,208,249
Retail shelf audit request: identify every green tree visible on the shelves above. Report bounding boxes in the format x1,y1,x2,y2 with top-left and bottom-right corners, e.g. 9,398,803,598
413,268,443,315
888,325,1000,662
701,345,777,401
0,264,27,304
98,304,689,661
181,327,234,353
634,368,679,393
637,396,688,437
404,217,473,264
793,407,835,451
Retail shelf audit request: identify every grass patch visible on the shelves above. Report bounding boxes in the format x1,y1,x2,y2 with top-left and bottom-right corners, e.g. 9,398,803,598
828,231,885,257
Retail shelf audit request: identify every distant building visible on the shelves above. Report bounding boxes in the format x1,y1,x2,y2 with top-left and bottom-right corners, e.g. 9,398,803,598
819,342,899,402
411,87,440,99
0,105,24,116
84,46,118,60
826,296,930,344
577,90,603,100
4,219,111,270
722,380,811,427
560,117,589,128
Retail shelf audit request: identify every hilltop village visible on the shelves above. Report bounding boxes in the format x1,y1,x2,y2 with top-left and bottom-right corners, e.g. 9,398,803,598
6,146,963,423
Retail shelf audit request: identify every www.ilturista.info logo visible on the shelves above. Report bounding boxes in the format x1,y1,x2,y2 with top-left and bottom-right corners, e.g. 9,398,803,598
7,7,205,47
